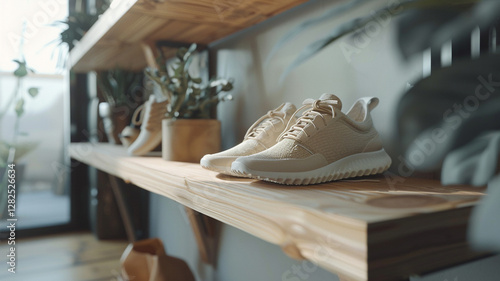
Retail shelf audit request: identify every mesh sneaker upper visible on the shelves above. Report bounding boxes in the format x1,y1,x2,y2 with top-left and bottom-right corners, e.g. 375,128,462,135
240,94,383,164
211,102,297,158
210,139,267,158
200,102,297,174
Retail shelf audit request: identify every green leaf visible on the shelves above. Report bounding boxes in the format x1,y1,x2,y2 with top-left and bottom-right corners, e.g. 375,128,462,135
173,64,184,77
0,141,39,162
96,68,144,107
176,47,188,60
28,87,39,97
191,87,202,96
266,0,372,65
280,14,372,81
15,98,25,117
222,94,233,101
0,141,9,160
184,55,194,76
396,52,500,171
183,43,197,61
397,0,500,59
13,60,28,77
221,81,233,92
191,77,202,84
441,132,500,186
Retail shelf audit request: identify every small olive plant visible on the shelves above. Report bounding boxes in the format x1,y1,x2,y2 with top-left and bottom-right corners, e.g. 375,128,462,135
1,59,39,217
145,44,233,119
97,68,144,110
0,59,39,167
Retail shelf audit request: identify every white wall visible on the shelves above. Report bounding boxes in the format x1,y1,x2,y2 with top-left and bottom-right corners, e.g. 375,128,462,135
150,0,499,280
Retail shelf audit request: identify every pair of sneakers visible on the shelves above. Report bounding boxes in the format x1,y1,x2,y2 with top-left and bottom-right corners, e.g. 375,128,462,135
200,93,392,185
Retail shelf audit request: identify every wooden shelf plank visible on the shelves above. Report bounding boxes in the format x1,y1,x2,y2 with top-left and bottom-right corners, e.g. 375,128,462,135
69,143,487,280
69,0,309,72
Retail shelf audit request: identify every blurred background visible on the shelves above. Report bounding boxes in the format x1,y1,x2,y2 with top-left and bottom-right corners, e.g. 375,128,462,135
0,0,70,230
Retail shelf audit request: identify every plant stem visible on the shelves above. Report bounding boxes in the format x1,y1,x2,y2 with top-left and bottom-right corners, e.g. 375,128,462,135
7,76,23,163
1,77,21,216
169,93,186,119
8,114,20,164
0,77,21,122
1,168,8,216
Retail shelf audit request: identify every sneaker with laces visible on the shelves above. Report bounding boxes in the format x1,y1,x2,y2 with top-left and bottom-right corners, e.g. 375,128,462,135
231,94,392,185
200,102,297,176
128,95,168,156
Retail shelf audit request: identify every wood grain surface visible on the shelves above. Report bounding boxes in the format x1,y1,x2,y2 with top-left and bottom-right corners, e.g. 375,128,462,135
69,143,487,281
69,0,309,72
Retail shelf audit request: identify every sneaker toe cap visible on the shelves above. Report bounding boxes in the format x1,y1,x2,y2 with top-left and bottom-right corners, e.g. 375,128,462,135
200,154,238,172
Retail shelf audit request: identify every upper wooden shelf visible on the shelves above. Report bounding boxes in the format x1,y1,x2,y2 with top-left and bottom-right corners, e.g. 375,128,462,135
69,0,308,72
70,143,487,281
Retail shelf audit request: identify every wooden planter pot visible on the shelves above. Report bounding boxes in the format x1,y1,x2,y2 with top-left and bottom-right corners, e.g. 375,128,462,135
162,119,221,163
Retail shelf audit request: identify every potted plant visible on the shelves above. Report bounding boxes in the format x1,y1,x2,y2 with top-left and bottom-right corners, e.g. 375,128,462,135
96,68,144,144
50,0,110,66
0,59,39,218
145,44,233,162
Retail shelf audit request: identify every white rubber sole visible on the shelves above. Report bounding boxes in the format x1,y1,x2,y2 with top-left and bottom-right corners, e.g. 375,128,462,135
231,149,392,185
200,157,249,177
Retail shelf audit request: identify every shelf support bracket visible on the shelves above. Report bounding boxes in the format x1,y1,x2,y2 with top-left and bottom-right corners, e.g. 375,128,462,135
184,207,220,266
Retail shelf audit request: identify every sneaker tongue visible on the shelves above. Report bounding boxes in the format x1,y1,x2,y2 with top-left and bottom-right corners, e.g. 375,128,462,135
279,102,297,116
318,93,342,110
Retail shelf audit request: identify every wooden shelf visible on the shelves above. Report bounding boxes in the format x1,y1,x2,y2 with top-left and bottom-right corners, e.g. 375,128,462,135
70,143,487,281
69,0,308,72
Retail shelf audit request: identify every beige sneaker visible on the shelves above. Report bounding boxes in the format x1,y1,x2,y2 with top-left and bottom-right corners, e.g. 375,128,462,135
120,104,144,148
200,102,297,176
128,95,168,156
231,94,392,185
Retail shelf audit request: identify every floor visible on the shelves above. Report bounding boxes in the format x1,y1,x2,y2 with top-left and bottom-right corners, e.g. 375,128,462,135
0,232,128,281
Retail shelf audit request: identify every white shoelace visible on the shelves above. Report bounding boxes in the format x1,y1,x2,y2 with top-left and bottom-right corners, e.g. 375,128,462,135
244,110,286,140
133,99,168,130
131,104,145,126
279,99,338,141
